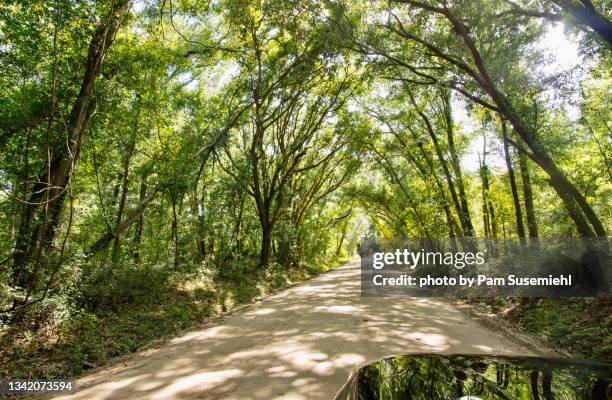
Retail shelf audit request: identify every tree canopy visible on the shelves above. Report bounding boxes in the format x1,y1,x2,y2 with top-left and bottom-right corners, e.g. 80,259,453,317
0,0,610,342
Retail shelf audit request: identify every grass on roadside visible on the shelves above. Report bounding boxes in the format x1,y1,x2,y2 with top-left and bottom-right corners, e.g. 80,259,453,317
472,297,611,360
0,256,350,379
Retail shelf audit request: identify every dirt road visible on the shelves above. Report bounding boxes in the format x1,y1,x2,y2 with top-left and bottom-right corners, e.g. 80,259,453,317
52,261,538,400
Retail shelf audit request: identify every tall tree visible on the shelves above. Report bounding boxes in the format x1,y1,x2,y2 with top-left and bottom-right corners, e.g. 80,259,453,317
12,0,130,292
222,2,357,266
519,151,540,240
501,119,527,242
440,90,475,237
367,0,607,237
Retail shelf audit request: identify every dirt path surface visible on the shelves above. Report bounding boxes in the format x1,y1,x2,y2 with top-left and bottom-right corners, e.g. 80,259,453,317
52,261,537,400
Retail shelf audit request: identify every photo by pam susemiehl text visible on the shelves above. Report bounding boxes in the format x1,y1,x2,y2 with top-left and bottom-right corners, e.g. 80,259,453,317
371,273,573,287
359,238,610,297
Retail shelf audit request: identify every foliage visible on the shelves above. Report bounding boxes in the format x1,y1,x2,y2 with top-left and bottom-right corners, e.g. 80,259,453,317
0,0,610,378
0,256,345,378
496,297,611,359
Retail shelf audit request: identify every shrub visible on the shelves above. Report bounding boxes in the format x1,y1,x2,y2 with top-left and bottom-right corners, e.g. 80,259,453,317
79,262,171,312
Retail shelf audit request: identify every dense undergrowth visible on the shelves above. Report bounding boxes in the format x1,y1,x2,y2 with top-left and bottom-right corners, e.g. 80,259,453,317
473,297,612,360
0,257,348,379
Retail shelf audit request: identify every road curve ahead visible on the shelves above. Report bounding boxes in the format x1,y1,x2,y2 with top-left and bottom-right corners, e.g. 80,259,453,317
51,261,534,400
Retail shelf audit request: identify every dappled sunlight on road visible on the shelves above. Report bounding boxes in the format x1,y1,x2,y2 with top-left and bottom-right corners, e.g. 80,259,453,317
50,261,532,400
149,369,243,400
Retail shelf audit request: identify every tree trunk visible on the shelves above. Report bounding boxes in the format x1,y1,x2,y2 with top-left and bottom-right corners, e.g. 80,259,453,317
551,0,612,44
171,196,179,269
335,208,352,256
410,94,473,237
519,151,539,240
131,175,147,263
190,189,206,259
442,90,475,236
112,121,138,262
479,141,497,238
416,142,461,240
479,148,490,237
259,224,273,267
489,199,498,238
552,178,595,237
502,120,526,243
336,228,347,256
230,191,246,254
